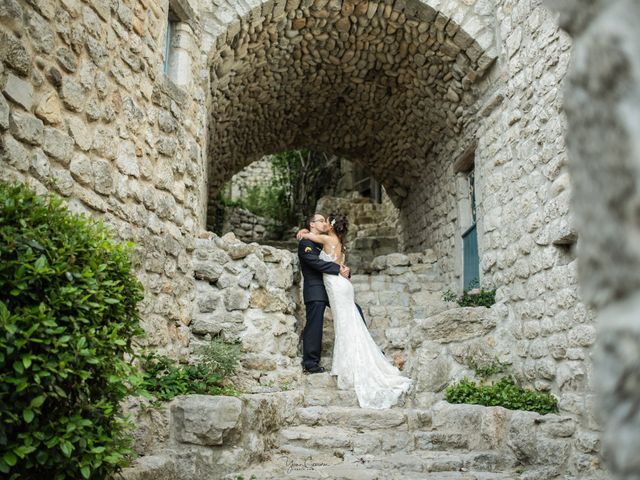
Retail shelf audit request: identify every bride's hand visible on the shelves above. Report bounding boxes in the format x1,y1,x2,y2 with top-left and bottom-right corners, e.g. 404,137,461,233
340,264,351,278
296,228,310,240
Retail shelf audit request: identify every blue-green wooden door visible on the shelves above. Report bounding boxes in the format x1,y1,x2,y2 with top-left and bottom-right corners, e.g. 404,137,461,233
463,223,479,289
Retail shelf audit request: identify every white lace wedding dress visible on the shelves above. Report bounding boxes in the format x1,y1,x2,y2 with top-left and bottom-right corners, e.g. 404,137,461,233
320,250,413,409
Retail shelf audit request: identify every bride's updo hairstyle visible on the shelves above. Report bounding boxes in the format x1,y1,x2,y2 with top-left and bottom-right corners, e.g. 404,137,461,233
328,212,348,254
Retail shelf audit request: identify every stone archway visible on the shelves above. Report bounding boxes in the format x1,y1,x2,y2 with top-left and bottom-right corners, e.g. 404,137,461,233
200,0,498,242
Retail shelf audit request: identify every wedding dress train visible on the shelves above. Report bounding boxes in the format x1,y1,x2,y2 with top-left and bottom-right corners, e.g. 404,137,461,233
320,250,413,409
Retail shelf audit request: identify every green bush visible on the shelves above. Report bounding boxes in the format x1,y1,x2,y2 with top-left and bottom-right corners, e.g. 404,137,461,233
197,336,243,378
457,288,496,308
240,185,288,221
445,376,559,415
138,337,242,403
0,182,144,479
467,358,510,379
217,149,342,236
443,278,496,308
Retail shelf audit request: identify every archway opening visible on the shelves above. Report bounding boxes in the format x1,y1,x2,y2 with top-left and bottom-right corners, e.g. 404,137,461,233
204,0,496,251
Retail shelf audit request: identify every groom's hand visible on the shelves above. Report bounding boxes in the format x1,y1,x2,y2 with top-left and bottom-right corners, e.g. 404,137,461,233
296,228,309,241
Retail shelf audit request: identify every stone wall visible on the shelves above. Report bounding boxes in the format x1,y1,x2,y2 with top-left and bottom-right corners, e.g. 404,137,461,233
316,192,401,270
221,206,280,243
191,232,302,391
0,0,208,355
395,3,602,476
227,156,274,200
546,1,640,478
0,0,608,475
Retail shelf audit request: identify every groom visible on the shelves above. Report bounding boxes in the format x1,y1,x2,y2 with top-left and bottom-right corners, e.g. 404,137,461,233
297,213,365,374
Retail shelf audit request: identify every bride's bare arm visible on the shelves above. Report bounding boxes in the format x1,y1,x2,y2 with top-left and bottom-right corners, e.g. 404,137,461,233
300,231,329,244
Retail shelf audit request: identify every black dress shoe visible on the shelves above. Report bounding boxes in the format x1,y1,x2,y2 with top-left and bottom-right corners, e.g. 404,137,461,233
303,365,326,374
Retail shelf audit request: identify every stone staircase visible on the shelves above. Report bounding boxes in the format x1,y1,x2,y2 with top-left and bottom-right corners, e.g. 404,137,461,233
316,195,400,272
122,367,577,480
120,246,599,480
221,369,578,480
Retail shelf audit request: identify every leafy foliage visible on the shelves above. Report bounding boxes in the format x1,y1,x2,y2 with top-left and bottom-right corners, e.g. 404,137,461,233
236,185,288,223
197,336,243,378
442,278,496,308
215,150,342,237
0,182,144,479
468,358,510,379
445,376,559,415
138,338,242,403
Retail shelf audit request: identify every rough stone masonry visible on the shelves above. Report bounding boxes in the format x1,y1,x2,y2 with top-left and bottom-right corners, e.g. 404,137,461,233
0,0,614,477
547,0,640,478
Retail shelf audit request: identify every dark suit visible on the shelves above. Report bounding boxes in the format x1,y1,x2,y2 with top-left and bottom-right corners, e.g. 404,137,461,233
298,238,367,370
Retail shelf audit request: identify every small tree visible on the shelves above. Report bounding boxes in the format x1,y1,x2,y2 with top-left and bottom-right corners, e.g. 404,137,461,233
0,182,144,479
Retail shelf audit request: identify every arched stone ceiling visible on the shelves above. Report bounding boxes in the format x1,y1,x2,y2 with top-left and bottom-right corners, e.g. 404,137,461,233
202,0,497,205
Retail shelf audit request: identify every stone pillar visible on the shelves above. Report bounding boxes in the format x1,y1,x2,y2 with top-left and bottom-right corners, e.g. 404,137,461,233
548,1,640,477
168,23,194,88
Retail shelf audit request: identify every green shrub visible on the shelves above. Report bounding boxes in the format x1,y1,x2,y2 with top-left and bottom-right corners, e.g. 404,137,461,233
218,149,343,236
138,337,242,403
0,182,144,479
467,358,509,379
442,278,496,308
445,376,559,415
197,336,243,377
457,288,496,308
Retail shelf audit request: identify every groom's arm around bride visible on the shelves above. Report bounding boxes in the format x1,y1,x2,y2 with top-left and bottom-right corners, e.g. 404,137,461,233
297,237,368,327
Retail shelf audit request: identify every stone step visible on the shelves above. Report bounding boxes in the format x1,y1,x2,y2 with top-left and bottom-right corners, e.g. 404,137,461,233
301,372,412,409
279,424,470,455
295,405,432,431
259,239,299,252
225,449,519,479
348,450,519,474
303,384,411,409
302,373,363,407
304,386,361,407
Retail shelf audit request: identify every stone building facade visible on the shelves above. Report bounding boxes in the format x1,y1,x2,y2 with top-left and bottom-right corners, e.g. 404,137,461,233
0,0,209,355
0,0,623,477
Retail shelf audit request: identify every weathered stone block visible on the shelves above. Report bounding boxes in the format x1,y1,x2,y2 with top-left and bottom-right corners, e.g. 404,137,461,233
0,95,9,131
60,77,86,112
50,166,74,196
0,31,31,76
411,307,497,345
1,135,29,171
92,158,114,194
36,91,64,125
43,127,73,164
3,73,34,110
30,149,50,180
66,115,92,151
197,288,222,313
224,287,251,311
171,395,243,446
119,455,177,480
116,140,140,177
69,153,94,186
190,313,223,335
9,111,43,145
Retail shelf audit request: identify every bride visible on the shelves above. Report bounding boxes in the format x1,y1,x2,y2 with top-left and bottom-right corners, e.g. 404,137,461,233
298,212,413,409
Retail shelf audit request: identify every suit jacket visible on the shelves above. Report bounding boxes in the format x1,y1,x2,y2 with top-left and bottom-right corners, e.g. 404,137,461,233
298,238,340,304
